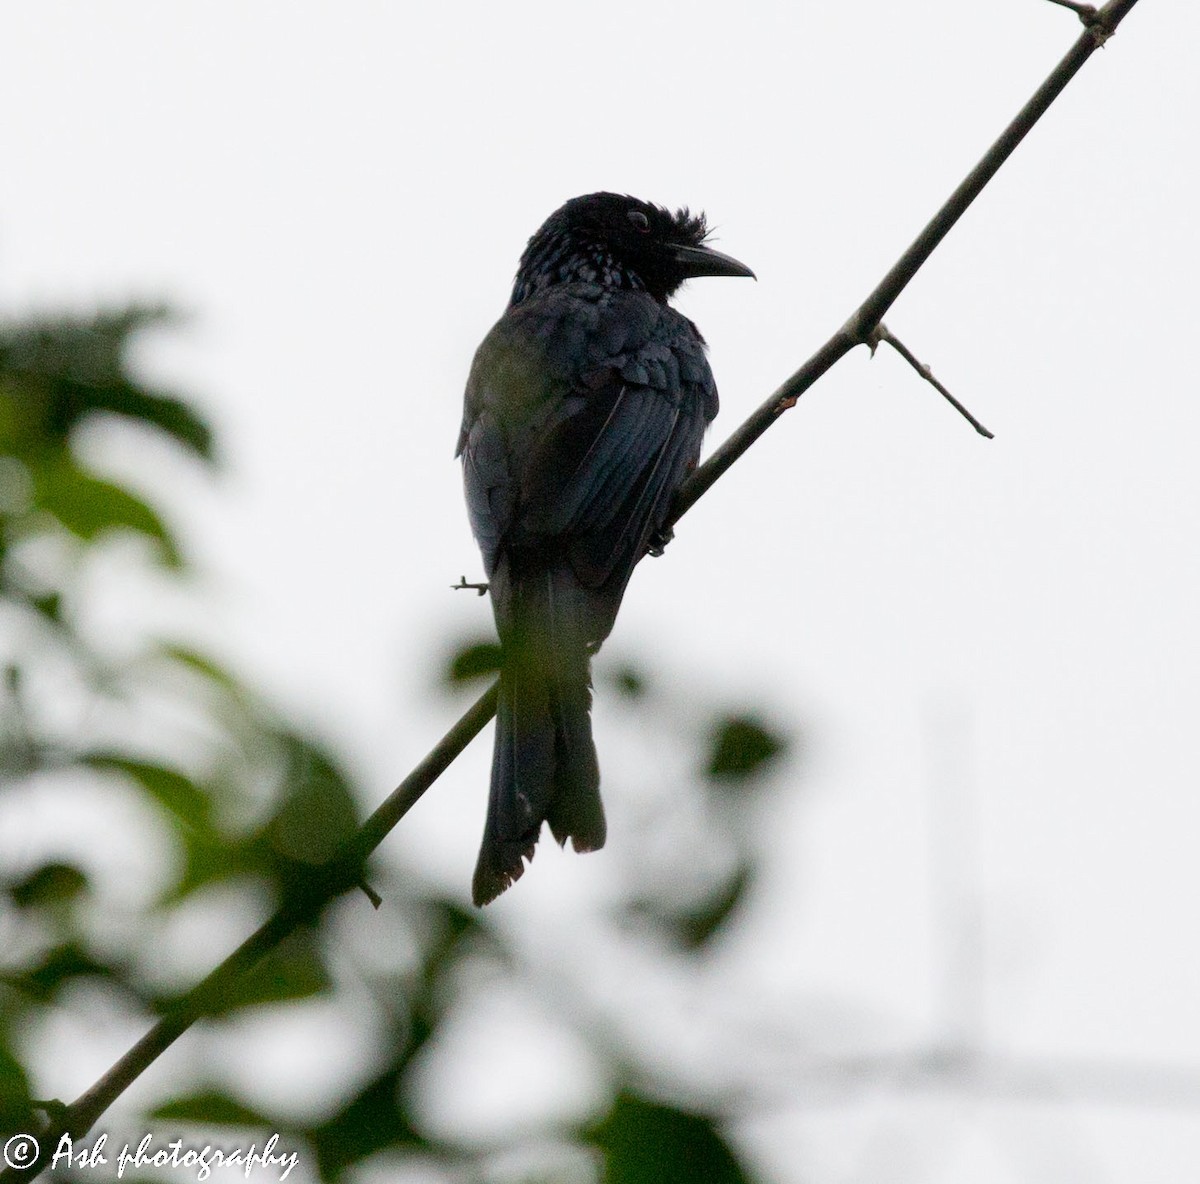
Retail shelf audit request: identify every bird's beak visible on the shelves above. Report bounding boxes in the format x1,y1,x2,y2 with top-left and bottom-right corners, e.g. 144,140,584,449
671,242,756,280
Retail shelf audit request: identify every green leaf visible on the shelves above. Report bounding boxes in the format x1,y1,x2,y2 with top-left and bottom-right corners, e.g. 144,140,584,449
308,1064,425,1179
170,831,244,900
84,754,212,832
91,384,214,463
29,591,63,622
7,862,89,909
264,737,359,868
446,640,502,683
676,863,753,950
151,1090,275,1128
0,304,215,461
588,1092,754,1184
170,929,331,1016
32,459,182,566
0,1046,34,1139
705,715,784,784
629,863,754,952
423,898,485,954
610,663,647,699
9,943,126,1002
155,642,246,696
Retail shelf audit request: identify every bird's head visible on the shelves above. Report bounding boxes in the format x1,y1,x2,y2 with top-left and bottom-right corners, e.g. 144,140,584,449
510,192,754,307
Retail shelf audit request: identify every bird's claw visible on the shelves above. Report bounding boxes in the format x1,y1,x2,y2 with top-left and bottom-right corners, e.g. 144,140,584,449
646,524,675,557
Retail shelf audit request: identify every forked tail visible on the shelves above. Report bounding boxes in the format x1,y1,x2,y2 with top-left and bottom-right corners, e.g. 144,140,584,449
472,571,606,905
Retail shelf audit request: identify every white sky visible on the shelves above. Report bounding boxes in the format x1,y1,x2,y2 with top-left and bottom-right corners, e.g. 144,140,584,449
3,2,1199,1180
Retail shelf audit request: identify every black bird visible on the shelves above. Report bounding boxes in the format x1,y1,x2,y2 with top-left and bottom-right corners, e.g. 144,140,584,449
458,192,753,905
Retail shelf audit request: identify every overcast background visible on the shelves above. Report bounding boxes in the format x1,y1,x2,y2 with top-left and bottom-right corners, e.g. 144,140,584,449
3,1,1198,1180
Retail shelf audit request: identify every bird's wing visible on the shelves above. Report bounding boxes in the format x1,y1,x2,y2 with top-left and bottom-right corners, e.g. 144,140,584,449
461,293,715,591
459,316,563,576
460,403,513,576
516,361,709,590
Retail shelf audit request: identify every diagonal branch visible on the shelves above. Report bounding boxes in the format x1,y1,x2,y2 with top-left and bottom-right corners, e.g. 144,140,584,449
3,0,1143,1175
667,0,1139,522
3,683,501,1175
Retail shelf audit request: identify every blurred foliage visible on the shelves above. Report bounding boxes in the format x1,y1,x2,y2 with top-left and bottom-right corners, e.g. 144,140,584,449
445,639,503,683
588,1093,751,1184
706,715,784,784
0,301,793,1181
627,860,756,953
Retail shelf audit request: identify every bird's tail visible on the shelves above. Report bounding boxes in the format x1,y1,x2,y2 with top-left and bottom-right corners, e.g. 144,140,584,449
472,567,605,906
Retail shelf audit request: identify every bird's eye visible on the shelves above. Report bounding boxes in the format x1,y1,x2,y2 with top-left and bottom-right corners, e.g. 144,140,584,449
627,209,651,233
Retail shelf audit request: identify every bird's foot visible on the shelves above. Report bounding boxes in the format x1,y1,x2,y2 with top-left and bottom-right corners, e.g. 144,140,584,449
646,524,675,557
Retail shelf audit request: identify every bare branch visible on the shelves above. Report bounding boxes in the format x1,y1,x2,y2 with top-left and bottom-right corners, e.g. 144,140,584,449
668,0,1141,523
352,682,498,863
4,2,1145,1174
868,324,994,439
1044,0,1103,28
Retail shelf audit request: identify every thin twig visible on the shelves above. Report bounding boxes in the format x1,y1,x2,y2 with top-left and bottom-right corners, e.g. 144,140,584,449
667,0,1140,524
869,324,995,438
1044,0,1103,27
351,683,498,863
2,2,1144,1175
